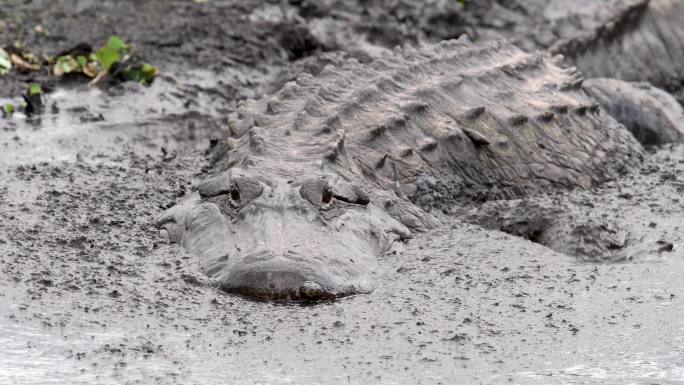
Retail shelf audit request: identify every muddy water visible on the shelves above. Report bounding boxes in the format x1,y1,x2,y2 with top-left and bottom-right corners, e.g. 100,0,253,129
2,82,684,384
0,73,230,167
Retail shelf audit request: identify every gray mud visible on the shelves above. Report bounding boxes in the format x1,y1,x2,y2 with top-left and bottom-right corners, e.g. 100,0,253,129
2,1,684,384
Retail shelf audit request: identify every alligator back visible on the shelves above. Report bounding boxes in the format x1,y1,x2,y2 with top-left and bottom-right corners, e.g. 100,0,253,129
224,37,642,206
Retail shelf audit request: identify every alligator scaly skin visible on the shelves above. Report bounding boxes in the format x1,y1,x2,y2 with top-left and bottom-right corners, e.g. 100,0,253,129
224,37,642,206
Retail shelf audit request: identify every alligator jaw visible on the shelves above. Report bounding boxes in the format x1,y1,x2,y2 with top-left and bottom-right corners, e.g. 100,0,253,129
216,253,371,302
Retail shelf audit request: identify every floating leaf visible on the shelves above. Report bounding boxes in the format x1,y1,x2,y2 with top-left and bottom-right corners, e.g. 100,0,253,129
2,103,14,117
50,36,155,86
95,36,130,71
24,84,44,116
53,54,100,78
122,63,158,85
106,36,128,52
76,55,88,67
95,46,120,71
140,63,158,84
28,84,43,96
122,66,140,82
0,47,11,75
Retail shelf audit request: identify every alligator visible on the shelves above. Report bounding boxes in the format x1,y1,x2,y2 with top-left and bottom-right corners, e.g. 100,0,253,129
157,37,643,301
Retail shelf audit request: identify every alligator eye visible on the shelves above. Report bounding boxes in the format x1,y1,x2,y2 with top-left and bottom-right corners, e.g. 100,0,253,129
224,177,263,208
198,174,263,208
300,178,333,208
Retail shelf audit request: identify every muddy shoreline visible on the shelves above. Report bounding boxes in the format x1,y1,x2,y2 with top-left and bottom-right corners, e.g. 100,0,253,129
2,1,684,384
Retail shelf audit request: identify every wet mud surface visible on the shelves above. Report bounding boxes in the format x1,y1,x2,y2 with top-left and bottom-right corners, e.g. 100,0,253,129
2,137,684,384
2,1,684,384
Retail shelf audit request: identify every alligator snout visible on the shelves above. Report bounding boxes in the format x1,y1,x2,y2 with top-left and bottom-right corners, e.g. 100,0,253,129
157,173,412,302
222,267,333,301
218,250,337,301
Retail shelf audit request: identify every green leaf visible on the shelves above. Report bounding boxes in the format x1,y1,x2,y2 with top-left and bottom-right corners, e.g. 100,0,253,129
0,47,12,75
95,36,131,71
2,103,14,117
139,63,158,85
28,84,43,96
124,65,141,82
96,46,120,71
121,63,158,86
106,36,128,52
76,55,88,67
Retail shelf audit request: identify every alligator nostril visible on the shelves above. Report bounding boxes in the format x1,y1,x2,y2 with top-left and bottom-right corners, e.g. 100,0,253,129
321,183,333,205
229,183,241,206
299,281,325,300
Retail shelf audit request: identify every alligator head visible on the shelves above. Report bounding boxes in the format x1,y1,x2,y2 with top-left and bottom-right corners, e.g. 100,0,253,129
156,169,417,301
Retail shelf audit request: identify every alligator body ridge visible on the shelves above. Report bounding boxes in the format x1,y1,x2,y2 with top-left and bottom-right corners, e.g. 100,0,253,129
158,37,642,301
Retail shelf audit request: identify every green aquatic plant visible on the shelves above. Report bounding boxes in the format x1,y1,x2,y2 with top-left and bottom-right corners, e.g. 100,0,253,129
52,36,157,85
95,36,129,71
27,84,43,96
0,47,12,75
2,103,14,118
23,83,44,116
120,63,158,86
